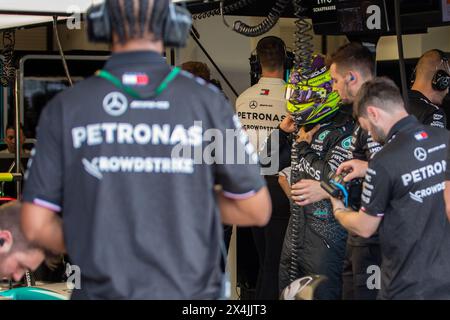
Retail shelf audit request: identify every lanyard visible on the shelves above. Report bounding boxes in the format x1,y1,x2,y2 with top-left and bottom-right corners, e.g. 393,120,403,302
95,67,181,100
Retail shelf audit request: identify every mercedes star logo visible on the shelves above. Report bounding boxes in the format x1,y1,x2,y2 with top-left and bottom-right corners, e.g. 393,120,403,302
414,147,427,162
249,100,258,109
103,92,128,116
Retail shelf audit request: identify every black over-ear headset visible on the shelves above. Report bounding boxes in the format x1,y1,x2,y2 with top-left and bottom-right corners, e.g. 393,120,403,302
411,49,450,91
249,36,294,85
432,49,450,91
86,0,192,48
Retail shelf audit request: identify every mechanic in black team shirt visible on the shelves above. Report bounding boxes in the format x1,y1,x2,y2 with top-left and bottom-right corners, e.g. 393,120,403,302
409,49,450,128
20,0,271,300
330,77,450,300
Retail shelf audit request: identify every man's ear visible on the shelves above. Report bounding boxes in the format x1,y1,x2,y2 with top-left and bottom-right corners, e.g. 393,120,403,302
348,71,356,82
0,230,13,254
366,105,379,121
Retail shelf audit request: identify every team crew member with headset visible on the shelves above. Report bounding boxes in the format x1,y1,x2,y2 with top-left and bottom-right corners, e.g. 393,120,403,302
236,36,289,149
236,36,290,300
20,0,271,300
409,49,450,128
330,77,450,300
329,43,382,300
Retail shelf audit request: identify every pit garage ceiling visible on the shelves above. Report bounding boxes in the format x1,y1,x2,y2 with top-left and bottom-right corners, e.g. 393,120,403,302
0,0,192,30
0,0,101,30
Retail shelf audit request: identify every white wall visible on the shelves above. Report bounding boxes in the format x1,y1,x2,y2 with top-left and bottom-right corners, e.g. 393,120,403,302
376,26,450,60
175,15,260,106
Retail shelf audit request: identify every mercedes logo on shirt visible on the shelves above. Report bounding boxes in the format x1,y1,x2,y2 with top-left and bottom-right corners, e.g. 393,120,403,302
103,92,128,116
414,147,427,162
249,100,258,109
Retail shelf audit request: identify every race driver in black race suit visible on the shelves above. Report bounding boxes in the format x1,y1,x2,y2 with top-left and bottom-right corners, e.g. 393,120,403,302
262,55,355,299
330,78,450,299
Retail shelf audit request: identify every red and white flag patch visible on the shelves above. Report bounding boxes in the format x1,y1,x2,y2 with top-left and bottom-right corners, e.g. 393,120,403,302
414,131,428,141
260,89,270,96
122,73,149,86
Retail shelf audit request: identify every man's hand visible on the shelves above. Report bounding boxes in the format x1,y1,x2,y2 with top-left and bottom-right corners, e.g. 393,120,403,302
296,125,320,144
291,179,329,206
336,159,369,182
279,114,296,133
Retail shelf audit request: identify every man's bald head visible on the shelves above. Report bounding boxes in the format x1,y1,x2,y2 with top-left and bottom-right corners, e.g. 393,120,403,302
414,49,449,83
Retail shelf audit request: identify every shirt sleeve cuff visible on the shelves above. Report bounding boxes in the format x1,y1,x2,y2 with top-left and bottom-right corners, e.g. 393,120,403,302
222,181,265,200
23,196,62,212
361,206,384,217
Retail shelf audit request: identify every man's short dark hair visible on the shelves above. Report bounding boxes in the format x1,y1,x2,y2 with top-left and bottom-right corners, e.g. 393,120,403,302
108,0,169,44
329,42,375,78
354,77,404,117
256,36,286,72
0,202,35,252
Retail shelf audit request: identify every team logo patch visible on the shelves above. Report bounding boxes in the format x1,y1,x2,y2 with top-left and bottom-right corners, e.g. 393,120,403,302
414,131,428,141
103,92,128,117
122,73,149,86
318,130,330,141
313,209,328,217
260,89,270,96
249,100,258,109
409,192,423,203
341,136,352,149
414,147,427,162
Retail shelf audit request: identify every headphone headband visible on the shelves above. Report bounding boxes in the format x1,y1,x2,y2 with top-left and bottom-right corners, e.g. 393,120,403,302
433,49,448,62
86,0,191,48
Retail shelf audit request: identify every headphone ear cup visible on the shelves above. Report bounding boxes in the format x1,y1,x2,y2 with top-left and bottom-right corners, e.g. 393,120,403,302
250,54,261,85
86,3,111,43
410,68,417,87
285,51,295,73
162,4,192,48
432,70,450,91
